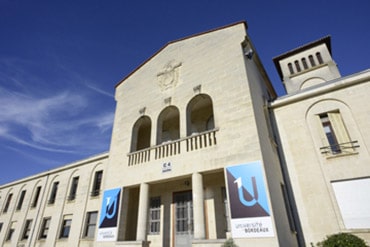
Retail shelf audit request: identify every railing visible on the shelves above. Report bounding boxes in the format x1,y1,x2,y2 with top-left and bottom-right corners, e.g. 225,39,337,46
127,128,219,166
320,140,359,155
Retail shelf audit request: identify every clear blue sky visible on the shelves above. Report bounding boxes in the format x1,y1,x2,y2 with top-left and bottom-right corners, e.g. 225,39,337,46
1,0,369,185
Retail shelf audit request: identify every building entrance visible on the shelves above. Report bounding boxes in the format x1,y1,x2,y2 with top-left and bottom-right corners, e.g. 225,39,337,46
173,191,193,247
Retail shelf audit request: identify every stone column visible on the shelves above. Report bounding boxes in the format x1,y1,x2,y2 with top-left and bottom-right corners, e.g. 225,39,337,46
192,172,206,239
136,183,149,241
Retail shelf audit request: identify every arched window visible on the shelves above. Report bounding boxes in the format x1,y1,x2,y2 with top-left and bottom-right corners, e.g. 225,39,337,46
316,52,324,64
186,94,214,136
294,60,301,72
309,55,316,67
157,106,180,144
288,63,294,74
131,116,151,152
301,58,308,70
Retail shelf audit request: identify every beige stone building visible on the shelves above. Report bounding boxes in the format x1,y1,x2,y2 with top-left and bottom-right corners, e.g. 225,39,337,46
271,36,370,245
0,21,369,247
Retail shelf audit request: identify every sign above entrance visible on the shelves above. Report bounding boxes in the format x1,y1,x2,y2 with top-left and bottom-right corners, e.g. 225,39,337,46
162,162,172,173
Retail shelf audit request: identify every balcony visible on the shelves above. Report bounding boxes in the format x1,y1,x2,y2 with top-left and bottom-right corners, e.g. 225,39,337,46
320,140,359,155
128,128,219,166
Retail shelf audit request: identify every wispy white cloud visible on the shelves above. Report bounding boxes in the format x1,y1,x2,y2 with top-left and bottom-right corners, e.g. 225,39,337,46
0,57,114,155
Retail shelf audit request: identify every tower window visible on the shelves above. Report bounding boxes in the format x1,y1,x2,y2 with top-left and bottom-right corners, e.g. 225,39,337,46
316,52,324,64
301,58,308,70
294,60,301,72
309,55,316,67
288,63,294,74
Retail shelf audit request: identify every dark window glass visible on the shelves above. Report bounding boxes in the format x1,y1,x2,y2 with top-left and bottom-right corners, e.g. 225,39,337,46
16,190,26,210
31,186,42,208
39,218,51,239
84,211,98,238
316,52,324,64
22,219,33,240
68,177,79,200
294,60,301,72
49,182,59,204
309,55,316,66
59,218,72,238
91,171,103,196
3,193,13,213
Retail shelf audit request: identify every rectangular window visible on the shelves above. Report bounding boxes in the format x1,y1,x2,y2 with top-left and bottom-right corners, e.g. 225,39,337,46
148,197,161,234
68,176,79,201
3,193,13,213
319,111,353,155
31,186,42,208
0,222,3,232
84,211,98,238
91,171,103,196
22,219,33,240
16,190,26,210
49,182,59,204
6,222,15,241
59,216,72,238
39,217,51,239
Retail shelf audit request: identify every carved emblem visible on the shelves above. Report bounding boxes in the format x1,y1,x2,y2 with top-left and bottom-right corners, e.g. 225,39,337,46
157,60,182,91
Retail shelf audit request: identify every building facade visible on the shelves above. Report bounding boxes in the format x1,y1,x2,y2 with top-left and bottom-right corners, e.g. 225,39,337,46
0,21,369,247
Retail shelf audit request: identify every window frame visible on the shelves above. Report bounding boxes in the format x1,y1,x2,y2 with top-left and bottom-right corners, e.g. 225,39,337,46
59,216,72,239
83,211,98,238
3,193,13,213
148,197,161,235
39,217,51,239
91,170,103,196
16,190,26,211
31,186,42,208
68,176,79,201
48,181,59,204
21,219,33,240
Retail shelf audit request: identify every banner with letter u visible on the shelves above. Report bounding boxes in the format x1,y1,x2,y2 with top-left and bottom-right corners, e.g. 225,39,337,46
225,161,274,238
97,187,121,241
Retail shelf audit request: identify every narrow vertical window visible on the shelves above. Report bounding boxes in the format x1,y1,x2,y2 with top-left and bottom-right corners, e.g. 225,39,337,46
149,197,161,234
294,60,301,72
5,222,15,241
91,171,103,196
48,182,59,204
84,211,98,238
16,190,26,210
309,55,316,66
68,176,79,201
301,58,308,70
3,193,13,213
0,222,3,232
31,186,41,208
288,63,294,74
316,52,324,64
22,219,33,240
59,216,72,238
320,114,341,154
39,217,51,239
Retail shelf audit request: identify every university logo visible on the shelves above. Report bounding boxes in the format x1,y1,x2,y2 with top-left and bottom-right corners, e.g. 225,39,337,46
99,188,121,228
226,162,270,219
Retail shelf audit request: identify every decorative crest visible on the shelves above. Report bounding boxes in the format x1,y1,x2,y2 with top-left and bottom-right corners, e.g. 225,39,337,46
157,60,182,91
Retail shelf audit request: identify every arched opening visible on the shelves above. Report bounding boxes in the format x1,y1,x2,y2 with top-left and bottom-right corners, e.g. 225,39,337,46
131,116,152,152
186,94,215,136
157,106,180,144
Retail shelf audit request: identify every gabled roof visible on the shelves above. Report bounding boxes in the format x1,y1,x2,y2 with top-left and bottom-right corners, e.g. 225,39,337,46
272,36,332,80
115,21,248,88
